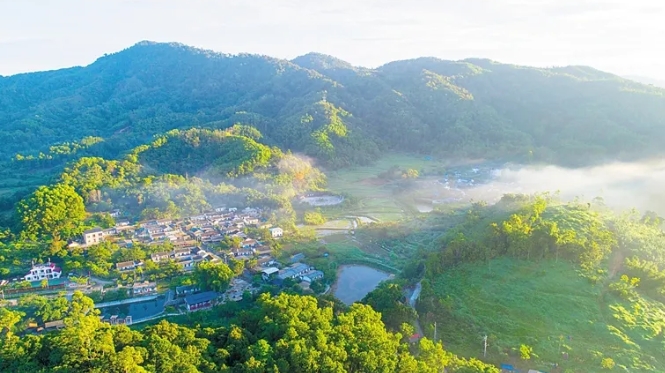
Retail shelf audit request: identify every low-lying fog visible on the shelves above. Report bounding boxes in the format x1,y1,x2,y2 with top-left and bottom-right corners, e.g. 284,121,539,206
433,160,665,215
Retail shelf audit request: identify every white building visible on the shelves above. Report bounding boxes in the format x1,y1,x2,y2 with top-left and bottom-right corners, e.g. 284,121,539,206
269,227,283,238
25,262,62,281
83,227,104,246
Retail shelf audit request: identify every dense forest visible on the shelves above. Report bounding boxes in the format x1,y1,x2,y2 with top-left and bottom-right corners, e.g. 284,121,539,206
0,291,498,373
2,41,665,171
2,41,665,219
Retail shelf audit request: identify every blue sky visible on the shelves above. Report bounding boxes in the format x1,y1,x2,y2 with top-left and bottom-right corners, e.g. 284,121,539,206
1,0,663,79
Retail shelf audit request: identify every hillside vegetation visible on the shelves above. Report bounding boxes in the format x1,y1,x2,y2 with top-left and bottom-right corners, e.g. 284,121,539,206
2,41,665,171
3,41,665,219
0,292,498,373
361,195,665,372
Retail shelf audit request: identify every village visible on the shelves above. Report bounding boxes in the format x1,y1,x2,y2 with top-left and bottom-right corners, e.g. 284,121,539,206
3,205,327,330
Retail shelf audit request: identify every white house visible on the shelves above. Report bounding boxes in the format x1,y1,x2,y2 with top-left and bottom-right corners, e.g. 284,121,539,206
25,262,62,281
269,227,283,238
83,227,104,246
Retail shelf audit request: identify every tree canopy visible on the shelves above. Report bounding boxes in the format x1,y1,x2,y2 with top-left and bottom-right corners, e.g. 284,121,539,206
16,183,86,242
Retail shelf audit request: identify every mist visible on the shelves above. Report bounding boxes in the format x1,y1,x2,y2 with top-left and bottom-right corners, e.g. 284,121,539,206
464,160,665,215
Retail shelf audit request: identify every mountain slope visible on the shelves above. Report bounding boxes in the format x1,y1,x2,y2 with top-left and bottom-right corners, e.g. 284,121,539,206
3,41,665,170
624,75,665,89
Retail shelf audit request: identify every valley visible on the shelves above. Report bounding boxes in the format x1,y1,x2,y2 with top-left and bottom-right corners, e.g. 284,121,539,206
1,42,665,373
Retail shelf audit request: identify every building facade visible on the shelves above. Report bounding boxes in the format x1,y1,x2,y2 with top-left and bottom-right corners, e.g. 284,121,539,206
25,262,63,282
83,227,104,246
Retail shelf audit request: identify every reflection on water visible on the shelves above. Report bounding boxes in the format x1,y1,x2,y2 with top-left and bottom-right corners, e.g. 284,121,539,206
99,296,166,320
334,265,390,305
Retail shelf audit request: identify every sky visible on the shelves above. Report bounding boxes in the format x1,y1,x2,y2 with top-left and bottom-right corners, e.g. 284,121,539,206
1,0,663,79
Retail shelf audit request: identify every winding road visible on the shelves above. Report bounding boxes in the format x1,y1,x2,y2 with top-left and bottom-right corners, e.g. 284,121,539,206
407,281,425,340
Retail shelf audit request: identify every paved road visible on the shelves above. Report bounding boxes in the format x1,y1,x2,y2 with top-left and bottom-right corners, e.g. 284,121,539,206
409,281,422,308
406,281,425,340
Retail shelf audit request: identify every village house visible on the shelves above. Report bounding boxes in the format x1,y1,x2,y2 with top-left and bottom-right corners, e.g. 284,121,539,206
301,270,324,283
83,227,104,246
184,291,219,311
277,263,312,281
231,247,253,257
173,248,192,259
257,256,277,267
254,245,272,256
269,227,284,238
150,252,171,263
243,216,259,226
178,259,196,271
24,262,62,281
261,267,279,281
241,238,258,248
118,239,134,248
130,281,157,296
173,239,199,248
116,260,143,272
176,285,200,297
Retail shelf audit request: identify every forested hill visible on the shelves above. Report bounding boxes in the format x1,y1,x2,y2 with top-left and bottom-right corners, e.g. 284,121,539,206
3,41,665,168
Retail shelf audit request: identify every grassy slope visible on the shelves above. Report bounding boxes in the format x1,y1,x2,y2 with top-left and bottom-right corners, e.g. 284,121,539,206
426,258,665,373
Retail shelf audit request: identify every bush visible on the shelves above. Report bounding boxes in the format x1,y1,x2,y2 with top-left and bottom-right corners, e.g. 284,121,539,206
303,210,326,225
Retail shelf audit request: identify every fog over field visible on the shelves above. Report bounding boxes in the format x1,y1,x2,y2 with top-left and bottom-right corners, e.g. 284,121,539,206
477,160,665,214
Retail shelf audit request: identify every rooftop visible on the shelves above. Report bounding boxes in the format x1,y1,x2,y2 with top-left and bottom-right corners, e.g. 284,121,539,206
84,227,103,234
184,291,219,305
261,267,279,275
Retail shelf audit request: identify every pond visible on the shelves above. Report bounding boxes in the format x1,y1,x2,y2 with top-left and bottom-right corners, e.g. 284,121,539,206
333,265,391,305
99,296,166,321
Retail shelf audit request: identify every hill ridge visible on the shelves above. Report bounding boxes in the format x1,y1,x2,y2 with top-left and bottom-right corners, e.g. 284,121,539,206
2,40,665,175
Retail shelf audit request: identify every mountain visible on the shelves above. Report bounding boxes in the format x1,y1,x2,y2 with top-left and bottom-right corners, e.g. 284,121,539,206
2,41,665,171
624,75,665,89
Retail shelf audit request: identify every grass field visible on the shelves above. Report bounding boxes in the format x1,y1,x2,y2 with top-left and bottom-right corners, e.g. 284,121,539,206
324,153,443,221
422,258,665,373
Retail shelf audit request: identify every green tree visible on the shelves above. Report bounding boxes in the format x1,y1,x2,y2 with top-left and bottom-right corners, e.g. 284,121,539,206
303,209,327,225
194,261,234,292
362,282,417,331
17,183,86,242
227,258,245,276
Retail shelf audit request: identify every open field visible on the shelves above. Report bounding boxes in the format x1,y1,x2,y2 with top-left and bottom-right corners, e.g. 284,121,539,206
422,258,665,373
324,153,443,221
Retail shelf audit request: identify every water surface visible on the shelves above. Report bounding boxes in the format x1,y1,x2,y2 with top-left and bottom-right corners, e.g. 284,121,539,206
99,296,166,321
333,265,390,305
